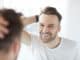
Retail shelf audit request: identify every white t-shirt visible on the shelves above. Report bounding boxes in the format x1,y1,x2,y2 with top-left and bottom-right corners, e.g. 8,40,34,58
18,43,36,60
31,34,80,60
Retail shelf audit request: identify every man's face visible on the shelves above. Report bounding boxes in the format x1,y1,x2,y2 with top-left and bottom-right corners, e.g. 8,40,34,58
39,14,60,43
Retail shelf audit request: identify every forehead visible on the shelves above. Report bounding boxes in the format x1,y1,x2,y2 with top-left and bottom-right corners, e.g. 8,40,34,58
39,14,59,25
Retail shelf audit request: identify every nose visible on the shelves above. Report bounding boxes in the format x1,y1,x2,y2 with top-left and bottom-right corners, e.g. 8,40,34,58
42,26,49,33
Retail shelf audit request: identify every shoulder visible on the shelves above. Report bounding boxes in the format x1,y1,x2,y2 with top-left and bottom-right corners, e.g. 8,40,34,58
30,33,39,43
61,38,78,49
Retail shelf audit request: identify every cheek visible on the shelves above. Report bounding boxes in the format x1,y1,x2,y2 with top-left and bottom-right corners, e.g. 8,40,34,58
39,28,42,32
39,26,43,32
52,27,60,32
51,28,58,34
48,28,56,32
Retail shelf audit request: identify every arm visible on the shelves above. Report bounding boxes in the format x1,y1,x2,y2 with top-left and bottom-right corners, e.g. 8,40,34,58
0,15,38,45
20,16,37,26
20,15,37,45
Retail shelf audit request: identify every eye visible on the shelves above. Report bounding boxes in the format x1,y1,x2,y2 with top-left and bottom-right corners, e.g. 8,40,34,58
48,25,54,28
40,24,44,27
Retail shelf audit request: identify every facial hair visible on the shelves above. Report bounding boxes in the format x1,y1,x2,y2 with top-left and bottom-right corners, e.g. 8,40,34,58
14,55,17,60
40,32,57,43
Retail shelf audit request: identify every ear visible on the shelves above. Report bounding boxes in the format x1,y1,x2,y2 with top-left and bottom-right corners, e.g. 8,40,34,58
11,38,20,56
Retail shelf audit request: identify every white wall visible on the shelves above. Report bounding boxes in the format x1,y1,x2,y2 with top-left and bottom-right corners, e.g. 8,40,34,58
65,0,80,42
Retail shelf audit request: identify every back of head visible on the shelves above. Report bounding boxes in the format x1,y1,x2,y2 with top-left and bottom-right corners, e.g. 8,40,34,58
0,9,23,52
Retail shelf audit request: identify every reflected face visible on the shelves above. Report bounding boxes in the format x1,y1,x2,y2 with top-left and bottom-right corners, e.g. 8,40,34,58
39,14,60,43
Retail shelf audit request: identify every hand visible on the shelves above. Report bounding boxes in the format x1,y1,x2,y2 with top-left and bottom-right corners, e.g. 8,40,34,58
0,16,9,39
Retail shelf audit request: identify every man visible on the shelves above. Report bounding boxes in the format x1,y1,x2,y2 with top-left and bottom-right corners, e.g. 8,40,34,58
0,6,80,60
21,6,80,60
0,9,23,60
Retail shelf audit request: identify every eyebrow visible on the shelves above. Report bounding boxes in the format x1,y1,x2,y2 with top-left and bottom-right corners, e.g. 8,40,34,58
48,24,54,26
40,23,54,26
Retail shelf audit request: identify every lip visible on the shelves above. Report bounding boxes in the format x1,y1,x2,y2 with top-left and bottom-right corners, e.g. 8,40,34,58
42,34,50,37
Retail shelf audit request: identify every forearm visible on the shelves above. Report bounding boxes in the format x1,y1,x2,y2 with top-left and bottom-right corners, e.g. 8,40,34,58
20,15,37,27
20,15,38,45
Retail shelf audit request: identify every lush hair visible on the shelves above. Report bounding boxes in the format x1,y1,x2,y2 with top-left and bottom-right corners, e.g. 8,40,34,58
0,9,23,52
40,6,62,22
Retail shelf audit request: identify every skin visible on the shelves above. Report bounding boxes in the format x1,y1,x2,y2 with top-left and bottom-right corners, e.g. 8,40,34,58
39,14,61,43
0,16,9,39
0,16,20,60
0,14,61,49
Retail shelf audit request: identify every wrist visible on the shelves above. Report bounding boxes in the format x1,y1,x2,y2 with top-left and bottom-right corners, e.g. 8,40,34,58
35,15,39,22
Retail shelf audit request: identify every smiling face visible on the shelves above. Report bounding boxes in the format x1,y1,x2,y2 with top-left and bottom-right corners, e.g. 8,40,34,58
39,14,61,43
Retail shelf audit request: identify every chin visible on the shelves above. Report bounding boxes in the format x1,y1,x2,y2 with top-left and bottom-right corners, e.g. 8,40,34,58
41,38,50,43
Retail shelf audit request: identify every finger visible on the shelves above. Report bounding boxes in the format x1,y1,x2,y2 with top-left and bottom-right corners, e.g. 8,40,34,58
0,16,9,26
0,33,4,39
0,25,9,34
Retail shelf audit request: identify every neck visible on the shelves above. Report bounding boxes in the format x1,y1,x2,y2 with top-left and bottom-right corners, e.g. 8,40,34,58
0,52,13,60
41,36,61,49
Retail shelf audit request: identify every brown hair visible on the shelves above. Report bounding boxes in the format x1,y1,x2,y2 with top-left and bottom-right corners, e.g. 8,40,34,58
0,9,23,52
40,6,62,22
